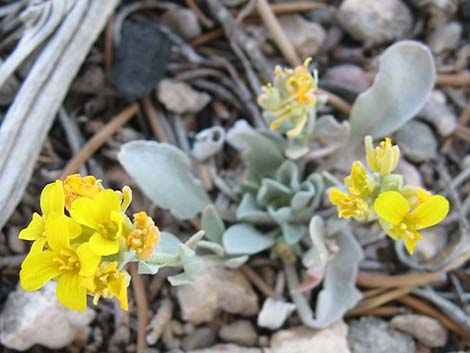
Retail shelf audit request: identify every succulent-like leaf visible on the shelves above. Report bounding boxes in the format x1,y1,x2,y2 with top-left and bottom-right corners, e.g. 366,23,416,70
118,141,210,219
223,223,275,255
286,231,363,328
227,129,285,177
224,255,249,268
237,194,273,224
281,223,306,245
349,41,435,142
202,205,225,243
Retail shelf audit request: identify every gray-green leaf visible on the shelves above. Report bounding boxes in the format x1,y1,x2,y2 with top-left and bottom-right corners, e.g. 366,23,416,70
223,223,275,255
118,141,210,219
349,40,435,141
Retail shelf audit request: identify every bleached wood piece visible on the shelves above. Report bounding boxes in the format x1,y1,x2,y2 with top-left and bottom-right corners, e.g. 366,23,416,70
0,0,120,229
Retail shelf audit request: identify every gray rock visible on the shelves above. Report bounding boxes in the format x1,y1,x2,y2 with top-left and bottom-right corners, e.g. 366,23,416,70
279,15,326,57
187,344,262,353
158,79,211,114
348,317,416,353
0,283,95,350
419,91,457,137
427,22,462,54
161,8,202,41
219,320,258,346
337,0,413,44
267,321,351,353
323,65,370,93
176,265,259,324
395,120,438,162
390,315,448,347
414,227,447,262
182,327,216,351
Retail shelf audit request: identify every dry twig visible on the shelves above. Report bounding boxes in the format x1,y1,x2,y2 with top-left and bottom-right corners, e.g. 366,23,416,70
129,263,149,353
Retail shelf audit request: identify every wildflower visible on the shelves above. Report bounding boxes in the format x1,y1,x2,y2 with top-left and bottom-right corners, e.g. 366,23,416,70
82,262,129,311
374,191,449,255
365,136,400,176
329,189,369,221
127,211,160,260
345,161,376,198
19,180,80,254
258,58,317,138
70,190,124,256
64,174,103,209
20,214,100,311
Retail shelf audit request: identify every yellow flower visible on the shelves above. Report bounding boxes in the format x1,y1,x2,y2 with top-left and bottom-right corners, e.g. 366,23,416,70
374,191,449,255
258,58,317,138
20,214,100,311
70,190,124,256
365,136,400,176
19,180,80,254
345,161,376,198
329,188,369,221
82,262,129,311
64,174,103,209
127,211,161,260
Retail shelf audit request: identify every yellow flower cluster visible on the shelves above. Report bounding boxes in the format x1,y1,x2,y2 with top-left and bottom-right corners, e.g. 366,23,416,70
329,137,449,255
258,58,317,138
19,174,161,311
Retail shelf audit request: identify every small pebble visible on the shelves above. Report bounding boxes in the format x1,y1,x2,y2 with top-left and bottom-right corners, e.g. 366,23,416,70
182,327,216,351
395,120,438,162
157,79,211,114
419,91,457,137
219,320,258,346
323,64,370,93
390,314,448,348
337,0,413,44
161,8,202,41
278,15,326,57
427,22,462,54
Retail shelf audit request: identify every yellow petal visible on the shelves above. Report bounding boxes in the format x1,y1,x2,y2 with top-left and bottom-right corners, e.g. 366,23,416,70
64,216,82,239
374,191,410,225
409,195,449,230
270,116,287,131
108,275,128,311
69,197,100,229
364,136,379,172
286,114,307,138
56,273,87,312
45,214,70,251
28,237,47,255
89,233,120,256
328,188,348,206
40,180,64,216
76,242,101,277
20,251,60,291
19,213,45,240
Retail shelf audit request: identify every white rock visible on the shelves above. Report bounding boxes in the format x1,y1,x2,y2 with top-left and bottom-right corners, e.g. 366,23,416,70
176,265,259,324
188,344,262,353
257,298,296,330
266,321,351,353
219,320,258,346
337,0,413,44
161,8,202,41
0,283,95,350
157,79,211,114
192,126,226,161
427,22,462,54
279,15,326,58
390,314,448,347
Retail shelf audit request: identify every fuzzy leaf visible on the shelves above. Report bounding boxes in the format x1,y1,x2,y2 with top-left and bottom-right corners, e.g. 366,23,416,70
118,141,210,219
224,255,249,268
349,41,435,141
281,223,306,245
202,205,225,243
227,129,285,177
138,261,160,275
237,194,272,224
223,223,275,255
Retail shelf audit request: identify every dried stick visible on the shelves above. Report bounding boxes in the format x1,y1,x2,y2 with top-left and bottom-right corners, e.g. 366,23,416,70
356,271,445,288
348,287,413,315
346,306,402,317
143,96,169,143
436,72,470,87
129,263,149,353
60,103,139,178
398,295,469,337
240,264,277,299
0,254,25,268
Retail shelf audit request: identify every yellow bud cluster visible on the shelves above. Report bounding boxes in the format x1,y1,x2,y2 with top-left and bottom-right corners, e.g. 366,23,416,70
329,137,449,255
